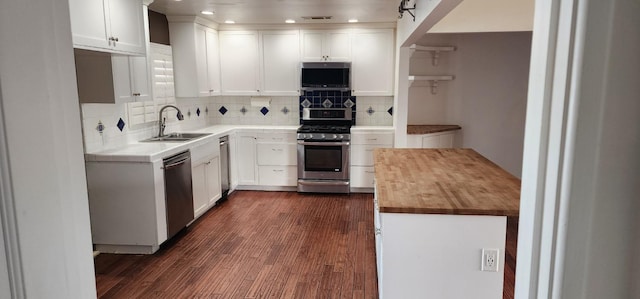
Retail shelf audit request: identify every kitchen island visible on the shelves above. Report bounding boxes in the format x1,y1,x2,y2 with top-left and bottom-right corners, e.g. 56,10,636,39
373,148,520,299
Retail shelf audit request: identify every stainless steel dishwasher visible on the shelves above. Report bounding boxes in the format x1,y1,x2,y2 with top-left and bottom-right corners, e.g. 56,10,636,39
163,150,194,239
219,136,230,200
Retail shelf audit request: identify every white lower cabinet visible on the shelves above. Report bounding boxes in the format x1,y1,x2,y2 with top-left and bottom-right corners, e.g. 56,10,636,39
350,129,394,190
258,166,297,186
191,140,222,218
85,159,167,254
406,131,458,148
256,131,297,187
233,129,299,189
236,131,258,185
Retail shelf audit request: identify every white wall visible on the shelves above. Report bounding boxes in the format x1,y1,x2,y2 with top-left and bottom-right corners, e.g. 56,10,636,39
409,32,531,177
558,0,640,297
0,0,96,298
429,0,535,33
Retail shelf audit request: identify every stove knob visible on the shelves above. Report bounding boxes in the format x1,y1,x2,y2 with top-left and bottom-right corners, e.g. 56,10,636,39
331,134,337,140
337,134,343,140
321,134,326,140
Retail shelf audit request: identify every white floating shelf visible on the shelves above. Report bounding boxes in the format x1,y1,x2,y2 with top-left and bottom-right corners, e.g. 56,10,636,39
408,75,454,94
409,44,456,66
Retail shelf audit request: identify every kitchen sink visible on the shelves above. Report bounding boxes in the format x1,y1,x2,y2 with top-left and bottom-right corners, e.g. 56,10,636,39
141,133,211,142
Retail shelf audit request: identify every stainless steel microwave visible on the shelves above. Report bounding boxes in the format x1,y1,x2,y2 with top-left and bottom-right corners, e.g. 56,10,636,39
300,62,351,91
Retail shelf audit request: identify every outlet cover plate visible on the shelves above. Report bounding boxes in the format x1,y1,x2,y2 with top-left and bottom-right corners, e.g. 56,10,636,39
481,248,499,272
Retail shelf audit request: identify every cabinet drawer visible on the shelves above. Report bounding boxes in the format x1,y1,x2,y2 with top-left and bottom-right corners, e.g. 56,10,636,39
351,144,392,166
256,143,297,166
258,166,297,186
257,132,297,143
351,132,394,145
351,166,376,188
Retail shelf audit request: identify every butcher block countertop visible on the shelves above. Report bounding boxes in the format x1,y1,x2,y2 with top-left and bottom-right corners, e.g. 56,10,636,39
407,125,461,135
373,148,520,216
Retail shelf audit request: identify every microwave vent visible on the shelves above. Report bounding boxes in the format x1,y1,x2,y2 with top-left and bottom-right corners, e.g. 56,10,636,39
301,16,333,20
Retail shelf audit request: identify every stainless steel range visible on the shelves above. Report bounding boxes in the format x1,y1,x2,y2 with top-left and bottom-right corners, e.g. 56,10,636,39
297,108,352,193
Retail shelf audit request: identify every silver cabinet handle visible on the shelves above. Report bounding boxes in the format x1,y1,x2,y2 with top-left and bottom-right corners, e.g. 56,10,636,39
273,169,284,172
365,170,375,173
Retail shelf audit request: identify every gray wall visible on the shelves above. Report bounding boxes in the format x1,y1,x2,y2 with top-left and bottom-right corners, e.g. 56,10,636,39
409,32,532,177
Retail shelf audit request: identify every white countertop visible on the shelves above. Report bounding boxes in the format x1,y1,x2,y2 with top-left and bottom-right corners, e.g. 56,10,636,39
85,124,393,163
85,125,300,163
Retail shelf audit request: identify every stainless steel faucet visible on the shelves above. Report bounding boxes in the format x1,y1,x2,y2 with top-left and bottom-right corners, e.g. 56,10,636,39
157,105,184,137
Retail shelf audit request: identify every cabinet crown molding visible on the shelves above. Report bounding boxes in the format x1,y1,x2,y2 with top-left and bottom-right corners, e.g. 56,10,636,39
167,15,219,29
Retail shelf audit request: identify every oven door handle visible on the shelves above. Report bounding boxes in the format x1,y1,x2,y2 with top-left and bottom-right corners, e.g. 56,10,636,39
297,140,350,146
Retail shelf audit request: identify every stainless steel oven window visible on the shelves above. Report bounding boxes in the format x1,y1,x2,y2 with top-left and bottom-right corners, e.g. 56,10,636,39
304,145,343,172
297,141,350,180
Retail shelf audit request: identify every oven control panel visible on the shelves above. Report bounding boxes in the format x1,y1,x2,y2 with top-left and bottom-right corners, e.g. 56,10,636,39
297,133,350,141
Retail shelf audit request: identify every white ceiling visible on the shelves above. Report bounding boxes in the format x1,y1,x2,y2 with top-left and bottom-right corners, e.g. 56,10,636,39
149,0,400,25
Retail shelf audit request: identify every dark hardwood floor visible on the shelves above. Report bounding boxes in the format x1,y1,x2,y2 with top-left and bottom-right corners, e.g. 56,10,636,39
94,191,517,298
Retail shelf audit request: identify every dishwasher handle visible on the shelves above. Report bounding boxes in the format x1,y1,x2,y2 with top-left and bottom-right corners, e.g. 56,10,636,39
164,156,190,169
163,150,191,169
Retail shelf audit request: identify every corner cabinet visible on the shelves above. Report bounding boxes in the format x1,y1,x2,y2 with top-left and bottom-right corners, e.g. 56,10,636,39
168,20,221,98
69,0,146,55
300,30,351,62
351,29,395,96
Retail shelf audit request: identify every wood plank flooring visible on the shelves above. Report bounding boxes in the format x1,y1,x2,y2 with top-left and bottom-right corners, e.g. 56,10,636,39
94,191,517,298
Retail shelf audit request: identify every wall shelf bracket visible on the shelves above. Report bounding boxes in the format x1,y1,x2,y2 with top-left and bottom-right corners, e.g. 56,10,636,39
408,75,454,94
409,45,456,66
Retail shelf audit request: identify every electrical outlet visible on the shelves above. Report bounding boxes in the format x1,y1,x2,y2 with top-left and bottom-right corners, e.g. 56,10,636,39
481,248,499,272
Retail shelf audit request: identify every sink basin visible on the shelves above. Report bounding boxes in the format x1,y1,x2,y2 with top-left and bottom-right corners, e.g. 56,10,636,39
141,133,211,142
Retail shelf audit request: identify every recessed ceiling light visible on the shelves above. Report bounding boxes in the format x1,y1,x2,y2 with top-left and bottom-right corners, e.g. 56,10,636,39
285,19,295,24
201,10,214,15
348,19,359,23
225,20,235,24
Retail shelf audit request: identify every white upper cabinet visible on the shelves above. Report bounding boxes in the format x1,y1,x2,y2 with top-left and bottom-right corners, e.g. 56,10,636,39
69,0,145,55
219,31,261,95
301,30,351,61
205,29,222,95
351,29,395,96
169,21,221,98
259,30,300,96
74,49,150,104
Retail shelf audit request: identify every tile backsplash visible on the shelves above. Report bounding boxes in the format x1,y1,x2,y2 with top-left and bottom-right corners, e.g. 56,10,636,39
80,96,393,153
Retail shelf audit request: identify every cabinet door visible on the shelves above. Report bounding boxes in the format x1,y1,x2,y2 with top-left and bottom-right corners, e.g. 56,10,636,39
206,29,222,95
421,135,441,148
192,162,208,217
301,31,324,61
69,0,110,49
325,31,351,61
301,30,351,61
107,0,146,55
351,29,394,96
260,31,300,95
130,55,151,102
219,31,260,95
206,156,222,206
194,26,210,97
111,55,134,103
236,133,257,185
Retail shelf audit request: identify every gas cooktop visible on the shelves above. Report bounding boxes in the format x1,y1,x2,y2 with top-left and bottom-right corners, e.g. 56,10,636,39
297,125,351,134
